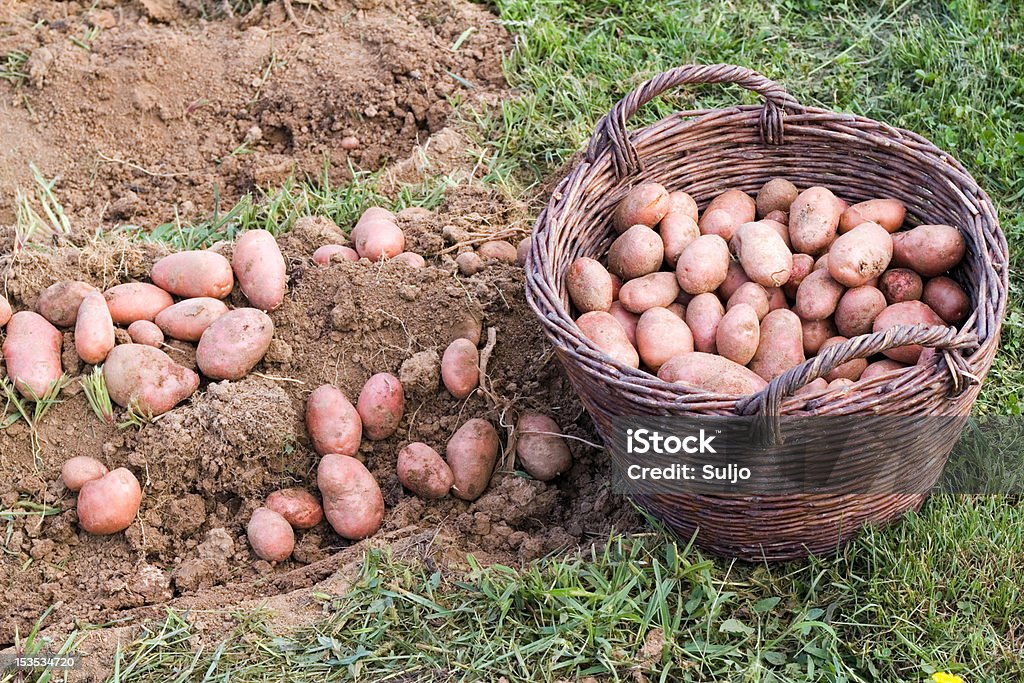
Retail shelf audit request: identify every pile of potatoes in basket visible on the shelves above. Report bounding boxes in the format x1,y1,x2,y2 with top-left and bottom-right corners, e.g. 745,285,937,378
569,179,968,395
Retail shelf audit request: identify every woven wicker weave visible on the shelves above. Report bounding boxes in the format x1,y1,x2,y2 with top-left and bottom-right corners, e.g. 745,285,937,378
524,64,1008,561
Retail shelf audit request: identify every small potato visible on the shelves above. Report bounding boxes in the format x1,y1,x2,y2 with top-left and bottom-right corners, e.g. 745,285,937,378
77,468,141,535
827,221,893,287
318,454,384,539
608,302,639,346
36,281,98,327
232,229,287,311
247,507,295,562
442,338,480,399
306,384,362,457
922,276,970,325
313,244,359,265
717,260,752,302
795,269,845,321
3,311,63,399
861,359,908,380
0,294,11,328
764,210,788,224
698,189,755,241
658,352,767,395
839,198,906,234
61,456,108,491
75,291,115,365
660,212,700,267
515,413,572,481
104,344,199,415
613,182,670,233
155,298,229,342
879,268,923,304
667,191,699,222
872,301,946,363
750,309,805,381
128,320,164,347
795,377,829,397
619,272,680,314
196,308,274,380
477,240,518,262
716,303,760,365
801,318,837,355
357,373,405,440
755,178,799,218
576,311,640,368
685,292,725,354
516,237,532,265
151,251,233,299
727,282,769,320
783,254,815,299
789,186,843,255
397,442,454,499
568,257,614,313
818,336,867,381
675,234,730,295
891,224,966,277
607,225,664,280
636,307,693,371
835,286,887,338
446,418,499,501
735,221,793,287
104,283,173,325
266,488,323,529
391,252,426,268
353,219,406,261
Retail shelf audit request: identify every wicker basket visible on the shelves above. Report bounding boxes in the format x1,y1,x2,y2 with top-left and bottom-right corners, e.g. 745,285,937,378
524,64,1008,561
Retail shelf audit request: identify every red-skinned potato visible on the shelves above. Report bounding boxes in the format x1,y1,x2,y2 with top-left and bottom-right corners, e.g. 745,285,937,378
762,218,792,249
607,302,639,346
879,268,923,304
685,292,725,354
801,318,837,355
75,291,115,365
922,277,970,325
789,186,842,255
397,442,454,499
795,269,845,321
318,454,384,539
567,257,614,313
447,418,499,500
795,377,828,397
128,320,164,347
784,254,814,299
104,283,173,325
247,507,295,561
609,274,622,301
872,301,946,363
750,309,805,381
698,189,755,241
266,489,323,529
835,286,887,337
306,385,362,457
861,359,908,380
77,468,141,535
658,352,767,395
607,225,664,280
516,413,572,481
576,311,640,368
356,207,396,227
391,252,426,268
3,311,63,399
313,244,359,265
735,221,793,287
0,294,10,327
827,221,893,287
196,308,274,380
613,183,670,233
357,373,405,440
477,241,518,262
755,178,799,218
764,210,788,224
667,302,686,318
839,198,906,234
442,339,480,399
104,344,199,415
353,219,406,261
667,191,699,222
516,238,531,265
766,287,788,311
232,229,287,311
716,303,760,365
619,272,680,314
155,298,229,342
636,307,693,371
814,254,830,271
726,282,769,321
36,280,98,327
717,260,752,302
61,456,108,491
660,212,700,267
151,251,233,299
891,224,966,277
675,234,730,295
819,336,867,381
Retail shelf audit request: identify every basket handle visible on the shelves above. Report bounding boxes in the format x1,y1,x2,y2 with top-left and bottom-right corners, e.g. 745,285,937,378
584,64,802,179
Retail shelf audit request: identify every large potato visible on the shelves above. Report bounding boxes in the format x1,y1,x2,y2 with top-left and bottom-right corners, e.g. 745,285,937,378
818,336,867,381
104,283,173,325
835,286,887,337
447,418,499,501
266,489,324,530
636,307,693,371
515,413,572,481
726,282,769,320
658,352,767,395
789,186,842,255
782,254,814,299
104,344,199,415
3,311,63,399
619,272,680,314
155,297,229,342
151,250,233,299
827,221,893,287
891,224,966,277
795,269,845,321
77,468,142,535
717,260,752,301
762,218,792,249
397,442,454,499
735,221,793,287
675,234,730,295
61,456,108,492
667,191,699,222
607,225,664,280
698,189,755,241
357,372,405,440
608,302,639,346
232,229,287,311
612,182,671,233
839,198,905,234
685,292,724,354
660,212,700,267
755,178,799,218
306,384,362,457
36,280,97,327
576,311,640,368
567,257,614,313
922,276,970,325
353,219,405,261
801,318,837,355
872,301,946,363
196,308,274,380
716,303,760,365
879,268,923,304
247,507,295,561
749,309,805,381
318,454,384,540
75,291,115,365
442,338,480,399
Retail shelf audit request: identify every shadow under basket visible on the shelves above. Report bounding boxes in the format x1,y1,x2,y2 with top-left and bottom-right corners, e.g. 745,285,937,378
524,64,1008,561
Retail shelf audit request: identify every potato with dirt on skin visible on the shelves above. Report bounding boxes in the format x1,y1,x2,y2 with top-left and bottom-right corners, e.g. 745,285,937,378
789,186,843,255
313,244,359,265
155,297,229,342
196,308,274,380
675,234,730,295
612,182,671,233
783,254,814,299
447,418,500,501
391,252,426,268
839,198,906,234
922,276,970,325
397,442,454,499
77,468,141,535
576,311,639,368
879,268,923,304
104,344,199,415
891,224,966,277
827,221,893,287
698,189,755,241
607,302,639,346
666,191,699,223
318,454,385,539
247,507,295,562
104,283,173,325
61,456,108,492
75,291,115,365
716,303,760,366
861,359,908,380
36,280,97,327
835,286,887,338
801,318,837,355
266,489,323,530
750,309,805,381
818,336,867,382
658,352,767,395
619,272,680,314
717,260,752,301
477,240,518,262
151,250,234,299
3,311,63,399
872,301,947,363
660,212,700,267
735,221,793,287
0,294,10,328
232,229,287,311
353,218,405,262
442,338,480,399
128,320,164,347
795,269,845,321
685,292,725,354
756,178,799,218
516,413,572,481
306,384,362,457
516,238,532,265
726,282,769,321
357,372,405,440
567,257,614,313
607,225,664,280
636,307,693,372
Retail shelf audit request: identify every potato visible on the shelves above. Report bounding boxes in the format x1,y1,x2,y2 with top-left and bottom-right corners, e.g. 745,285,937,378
660,212,700,267
828,378,854,392
658,352,767,394
155,297,229,342
151,250,233,299
795,269,845,321
356,207,396,227
391,252,426,268
104,283,173,325
610,273,623,300
735,221,793,287
685,292,725,354
698,209,738,241
755,178,799,218
827,221,893,287
355,372,404,440
726,282,769,320
515,413,572,481
313,244,359,265
576,311,640,368
766,286,788,311
104,344,199,415
3,311,63,399
353,219,406,261
457,251,484,275
794,377,828,397
716,303,760,365
75,291,115,365
196,308,274,380
247,507,295,561
764,210,788,224
789,186,843,255
801,318,837,355
477,240,518,262
619,272,680,314
839,198,906,234
266,488,323,529
447,309,483,346
127,320,164,347
613,182,670,233
861,359,908,380
397,442,454,499
762,218,792,249
35,281,98,328
608,302,639,346
447,418,499,501
834,286,886,338
891,224,966,277
667,191,699,222
636,307,693,371
61,456,108,492
676,234,730,295
818,336,867,381
516,237,532,265
607,225,664,280
442,338,480,399
0,294,11,328
879,268,923,304
872,301,946,363
318,454,384,539
921,276,969,326
783,254,815,299
77,468,142,535
698,189,755,241
232,229,287,311
666,302,686,318
814,254,830,271
306,384,362,457
717,260,752,301
750,309,805,381
568,257,614,313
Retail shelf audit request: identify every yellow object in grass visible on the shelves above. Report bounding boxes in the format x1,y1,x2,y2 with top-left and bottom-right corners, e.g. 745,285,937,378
931,673,964,683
